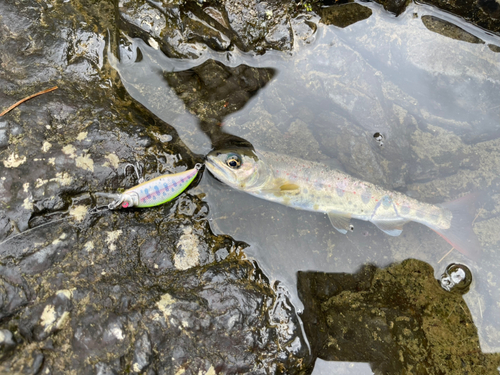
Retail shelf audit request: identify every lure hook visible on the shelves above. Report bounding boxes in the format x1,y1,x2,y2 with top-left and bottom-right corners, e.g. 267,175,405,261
124,163,144,183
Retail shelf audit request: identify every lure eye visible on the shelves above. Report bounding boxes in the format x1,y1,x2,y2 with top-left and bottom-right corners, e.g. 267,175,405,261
226,153,242,169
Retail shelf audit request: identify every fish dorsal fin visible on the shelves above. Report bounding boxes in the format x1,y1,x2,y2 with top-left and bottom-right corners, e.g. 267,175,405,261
371,220,408,236
327,212,352,234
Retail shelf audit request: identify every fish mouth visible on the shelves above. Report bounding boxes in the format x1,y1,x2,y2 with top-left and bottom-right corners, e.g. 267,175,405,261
205,154,238,186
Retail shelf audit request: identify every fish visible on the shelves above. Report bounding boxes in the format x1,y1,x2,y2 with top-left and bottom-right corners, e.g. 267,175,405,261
205,148,481,260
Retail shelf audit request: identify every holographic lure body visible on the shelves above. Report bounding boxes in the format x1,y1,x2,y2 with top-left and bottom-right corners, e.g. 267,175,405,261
99,163,202,210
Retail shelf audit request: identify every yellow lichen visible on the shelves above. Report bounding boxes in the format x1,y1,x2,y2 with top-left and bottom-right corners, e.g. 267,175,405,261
173,227,200,270
22,196,33,210
42,141,52,152
75,154,94,172
105,230,122,251
51,172,73,186
76,132,88,141
69,205,88,222
104,153,120,168
62,145,77,159
156,293,176,319
3,153,26,168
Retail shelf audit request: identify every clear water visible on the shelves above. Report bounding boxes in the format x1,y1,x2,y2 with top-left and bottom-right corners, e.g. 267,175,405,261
110,1,500,371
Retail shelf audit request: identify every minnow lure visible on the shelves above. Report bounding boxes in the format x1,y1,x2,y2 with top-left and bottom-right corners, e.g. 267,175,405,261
97,163,202,210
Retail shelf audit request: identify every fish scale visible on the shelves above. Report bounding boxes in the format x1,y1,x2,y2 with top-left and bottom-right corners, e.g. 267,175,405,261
261,151,449,230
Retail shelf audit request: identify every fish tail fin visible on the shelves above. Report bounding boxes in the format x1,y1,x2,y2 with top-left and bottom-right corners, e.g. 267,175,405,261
431,193,482,260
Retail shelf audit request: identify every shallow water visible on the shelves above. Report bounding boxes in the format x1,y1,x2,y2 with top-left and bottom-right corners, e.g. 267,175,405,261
111,1,500,371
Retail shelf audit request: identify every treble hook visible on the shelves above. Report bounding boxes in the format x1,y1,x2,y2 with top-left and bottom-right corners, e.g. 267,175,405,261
124,163,144,184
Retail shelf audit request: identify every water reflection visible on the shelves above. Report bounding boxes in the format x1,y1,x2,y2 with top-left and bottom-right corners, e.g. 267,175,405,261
162,59,275,146
110,0,500,369
439,263,472,293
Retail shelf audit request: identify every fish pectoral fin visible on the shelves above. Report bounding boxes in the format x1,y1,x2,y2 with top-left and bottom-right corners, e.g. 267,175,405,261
261,182,300,196
327,212,352,234
371,219,408,236
279,183,300,191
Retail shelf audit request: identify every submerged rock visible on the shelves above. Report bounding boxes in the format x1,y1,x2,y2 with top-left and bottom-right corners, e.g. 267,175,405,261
421,15,485,44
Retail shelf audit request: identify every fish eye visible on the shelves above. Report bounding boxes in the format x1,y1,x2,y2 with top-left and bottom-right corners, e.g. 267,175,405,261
226,153,242,169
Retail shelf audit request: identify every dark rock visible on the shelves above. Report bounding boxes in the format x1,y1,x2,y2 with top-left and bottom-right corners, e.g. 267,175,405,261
420,0,500,33
488,44,500,52
0,266,31,320
164,60,276,123
375,0,411,15
0,0,312,373
0,329,17,360
319,3,373,28
117,0,307,56
422,15,485,44
132,331,152,373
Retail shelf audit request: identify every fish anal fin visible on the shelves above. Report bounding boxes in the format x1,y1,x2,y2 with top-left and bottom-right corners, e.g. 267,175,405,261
327,212,352,234
372,219,408,236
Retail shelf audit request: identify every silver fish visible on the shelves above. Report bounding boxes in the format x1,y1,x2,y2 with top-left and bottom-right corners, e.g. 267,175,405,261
206,148,481,260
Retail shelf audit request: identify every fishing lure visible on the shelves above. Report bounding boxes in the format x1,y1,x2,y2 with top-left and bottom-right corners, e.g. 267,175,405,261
97,163,203,210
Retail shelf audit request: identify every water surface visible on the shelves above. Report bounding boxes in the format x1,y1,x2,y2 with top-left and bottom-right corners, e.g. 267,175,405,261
111,2,500,371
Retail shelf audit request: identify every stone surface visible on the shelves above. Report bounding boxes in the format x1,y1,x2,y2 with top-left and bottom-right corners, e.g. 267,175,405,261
0,0,311,373
298,259,500,374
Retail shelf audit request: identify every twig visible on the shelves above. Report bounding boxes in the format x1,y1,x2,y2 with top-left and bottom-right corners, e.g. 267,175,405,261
0,86,58,117
438,247,455,263
472,207,484,226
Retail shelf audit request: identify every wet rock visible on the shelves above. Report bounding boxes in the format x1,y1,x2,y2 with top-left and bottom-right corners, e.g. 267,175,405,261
367,0,500,33
0,122,9,149
489,44,500,52
298,259,500,373
164,59,276,124
0,266,31,320
131,331,152,373
422,15,485,44
318,3,373,28
118,0,314,57
20,290,73,342
0,0,312,372
0,329,17,359
374,0,411,15
420,0,500,34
